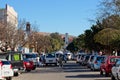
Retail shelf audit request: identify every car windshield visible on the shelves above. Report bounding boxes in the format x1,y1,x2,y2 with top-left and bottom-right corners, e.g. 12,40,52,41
46,53,55,58
24,54,36,58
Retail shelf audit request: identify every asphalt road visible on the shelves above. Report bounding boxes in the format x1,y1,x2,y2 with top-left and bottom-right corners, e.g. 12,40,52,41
13,61,111,80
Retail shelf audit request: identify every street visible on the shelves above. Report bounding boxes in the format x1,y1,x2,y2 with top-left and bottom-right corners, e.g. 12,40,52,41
12,61,111,80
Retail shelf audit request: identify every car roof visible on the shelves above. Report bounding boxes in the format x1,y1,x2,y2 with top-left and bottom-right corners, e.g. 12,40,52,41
0,59,7,61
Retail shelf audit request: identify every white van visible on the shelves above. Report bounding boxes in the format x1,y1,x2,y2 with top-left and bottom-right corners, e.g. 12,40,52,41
45,53,57,66
65,52,72,60
0,59,14,80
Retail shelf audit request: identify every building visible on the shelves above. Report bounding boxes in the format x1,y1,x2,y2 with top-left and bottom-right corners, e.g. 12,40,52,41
0,4,18,27
0,4,18,52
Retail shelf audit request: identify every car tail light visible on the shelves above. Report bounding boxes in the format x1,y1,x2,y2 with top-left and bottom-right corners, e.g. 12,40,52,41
26,62,30,65
10,64,12,69
0,61,3,67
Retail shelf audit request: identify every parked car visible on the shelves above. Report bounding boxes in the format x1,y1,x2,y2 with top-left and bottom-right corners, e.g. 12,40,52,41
23,59,35,72
0,52,24,76
87,55,94,68
7,51,24,76
111,59,120,80
79,54,86,65
100,56,120,77
23,53,39,69
81,55,90,66
90,55,105,71
64,52,73,60
0,59,14,80
45,53,57,66
76,53,82,63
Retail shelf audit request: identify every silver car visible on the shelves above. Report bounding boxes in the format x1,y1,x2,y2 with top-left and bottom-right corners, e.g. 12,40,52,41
90,55,105,71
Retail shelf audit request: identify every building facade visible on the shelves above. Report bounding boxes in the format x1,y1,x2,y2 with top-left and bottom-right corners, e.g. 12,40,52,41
0,4,18,27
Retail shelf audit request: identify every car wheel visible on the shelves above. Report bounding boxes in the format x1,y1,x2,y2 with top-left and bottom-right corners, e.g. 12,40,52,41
6,77,12,80
55,63,57,66
111,74,115,80
32,66,36,70
100,70,103,75
14,72,19,76
46,63,48,66
105,72,108,77
26,69,31,72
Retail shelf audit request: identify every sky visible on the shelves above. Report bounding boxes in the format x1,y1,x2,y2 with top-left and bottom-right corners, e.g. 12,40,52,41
0,0,101,37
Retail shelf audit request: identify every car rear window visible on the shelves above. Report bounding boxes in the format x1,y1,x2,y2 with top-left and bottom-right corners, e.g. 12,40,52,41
110,57,120,63
97,57,105,61
24,54,36,58
12,54,21,61
46,54,55,58
2,61,10,65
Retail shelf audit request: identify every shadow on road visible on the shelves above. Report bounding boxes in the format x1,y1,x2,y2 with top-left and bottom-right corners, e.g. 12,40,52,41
64,68,92,73
94,79,110,80
65,74,111,79
66,74,100,78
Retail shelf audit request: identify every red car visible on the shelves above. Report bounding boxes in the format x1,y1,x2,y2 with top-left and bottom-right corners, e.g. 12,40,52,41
23,59,35,72
100,56,120,77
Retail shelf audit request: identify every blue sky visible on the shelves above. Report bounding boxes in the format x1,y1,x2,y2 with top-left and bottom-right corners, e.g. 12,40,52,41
0,0,100,36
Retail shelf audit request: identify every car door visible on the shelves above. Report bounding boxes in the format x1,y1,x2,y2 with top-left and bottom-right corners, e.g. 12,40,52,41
112,64,118,78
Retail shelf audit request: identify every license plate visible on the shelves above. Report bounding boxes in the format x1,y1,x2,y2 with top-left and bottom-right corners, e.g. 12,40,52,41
4,71,10,75
13,69,18,72
49,60,53,62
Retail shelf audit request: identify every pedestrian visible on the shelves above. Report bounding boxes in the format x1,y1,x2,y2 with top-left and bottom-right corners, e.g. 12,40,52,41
58,54,63,67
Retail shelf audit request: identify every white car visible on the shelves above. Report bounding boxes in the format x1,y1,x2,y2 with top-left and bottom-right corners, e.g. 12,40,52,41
0,59,14,80
45,53,57,66
111,59,120,80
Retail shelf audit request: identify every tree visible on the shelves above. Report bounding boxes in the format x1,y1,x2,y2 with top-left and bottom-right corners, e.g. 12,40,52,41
50,32,64,51
94,28,120,53
98,0,120,19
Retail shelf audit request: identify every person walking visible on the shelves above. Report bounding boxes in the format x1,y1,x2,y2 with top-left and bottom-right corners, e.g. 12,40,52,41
58,54,63,67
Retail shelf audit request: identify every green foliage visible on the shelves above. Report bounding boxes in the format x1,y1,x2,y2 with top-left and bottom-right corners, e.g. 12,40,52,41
94,28,120,46
66,34,85,52
66,39,78,52
50,38,61,51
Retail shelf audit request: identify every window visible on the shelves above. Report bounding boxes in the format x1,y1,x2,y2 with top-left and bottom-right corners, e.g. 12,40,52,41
46,54,55,58
12,54,21,61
